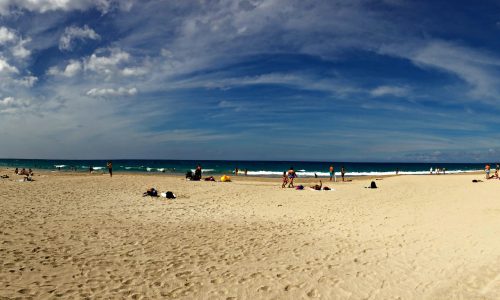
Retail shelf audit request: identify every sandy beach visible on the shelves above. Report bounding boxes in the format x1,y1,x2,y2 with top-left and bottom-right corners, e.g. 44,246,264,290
0,170,499,299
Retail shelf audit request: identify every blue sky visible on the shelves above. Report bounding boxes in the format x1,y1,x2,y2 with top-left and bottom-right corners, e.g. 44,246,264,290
0,0,499,162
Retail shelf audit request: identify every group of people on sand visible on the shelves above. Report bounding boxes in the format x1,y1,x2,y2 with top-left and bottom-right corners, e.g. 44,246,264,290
87,161,113,177
233,167,248,176
328,164,347,182
429,167,446,175
485,163,500,180
282,167,297,188
14,168,34,181
281,166,332,190
14,168,33,176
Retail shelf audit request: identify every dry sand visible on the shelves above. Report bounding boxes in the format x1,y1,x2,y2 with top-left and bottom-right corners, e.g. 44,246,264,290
0,170,499,299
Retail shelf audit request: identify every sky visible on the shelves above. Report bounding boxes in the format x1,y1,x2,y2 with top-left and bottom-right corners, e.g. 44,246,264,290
0,0,499,162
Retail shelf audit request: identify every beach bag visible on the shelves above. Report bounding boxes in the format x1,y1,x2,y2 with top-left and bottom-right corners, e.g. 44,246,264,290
370,181,377,189
220,175,231,182
166,191,176,199
295,185,304,190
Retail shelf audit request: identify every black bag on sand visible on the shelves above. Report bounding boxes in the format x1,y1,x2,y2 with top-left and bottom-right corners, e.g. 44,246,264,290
370,181,377,189
166,191,176,199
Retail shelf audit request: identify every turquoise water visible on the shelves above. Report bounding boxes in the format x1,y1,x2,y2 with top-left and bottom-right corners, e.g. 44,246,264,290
0,159,487,177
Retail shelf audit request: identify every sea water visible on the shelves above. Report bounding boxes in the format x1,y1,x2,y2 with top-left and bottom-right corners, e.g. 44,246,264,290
0,159,486,177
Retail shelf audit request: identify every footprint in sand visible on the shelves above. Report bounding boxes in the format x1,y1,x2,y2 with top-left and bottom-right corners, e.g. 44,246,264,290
257,286,270,292
307,288,320,298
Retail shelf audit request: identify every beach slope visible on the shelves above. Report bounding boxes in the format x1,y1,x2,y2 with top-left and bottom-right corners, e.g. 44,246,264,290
0,172,499,299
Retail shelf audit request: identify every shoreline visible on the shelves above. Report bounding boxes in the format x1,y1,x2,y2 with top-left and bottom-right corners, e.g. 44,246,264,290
0,167,485,181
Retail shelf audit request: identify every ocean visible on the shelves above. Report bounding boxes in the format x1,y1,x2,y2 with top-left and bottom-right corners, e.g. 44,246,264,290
0,159,486,177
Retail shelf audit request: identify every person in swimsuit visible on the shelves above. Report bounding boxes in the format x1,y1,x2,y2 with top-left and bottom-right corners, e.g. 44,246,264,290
281,171,288,188
310,180,322,190
329,165,334,181
287,167,296,188
485,164,491,179
341,166,346,182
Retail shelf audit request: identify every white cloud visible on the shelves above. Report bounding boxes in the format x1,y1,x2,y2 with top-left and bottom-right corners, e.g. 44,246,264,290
0,27,16,44
0,58,19,73
63,60,82,77
370,85,409,97
0,96,31,113
17,75,38,87
408,41,499,98
84,48,130,74
59,25,100,50
47,59,82,77
0,0,135,15
121,67,148,76
86,87,138,97
11,38,31,59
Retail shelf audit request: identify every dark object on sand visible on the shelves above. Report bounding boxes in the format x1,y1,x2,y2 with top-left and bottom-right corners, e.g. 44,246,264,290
472,179,483,183
165,191,176,199
143,188,158,197
366,181,377,189
186,170,201,180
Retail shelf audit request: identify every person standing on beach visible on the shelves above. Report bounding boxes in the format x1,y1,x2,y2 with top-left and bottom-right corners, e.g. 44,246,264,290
287,167,296,188
329,165,335,181
107,161,113,177
396,168,399,175
341,166,346,182
485,164,491,179
495,164,499,178
244,169,248,176
281,171,288,188
235,167,239,176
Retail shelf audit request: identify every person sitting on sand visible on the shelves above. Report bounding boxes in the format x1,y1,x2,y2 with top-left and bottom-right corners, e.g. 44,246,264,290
495,164,499,179
193,165,202,181
281,171,288,188
287,167,296,188
310,180,322,190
